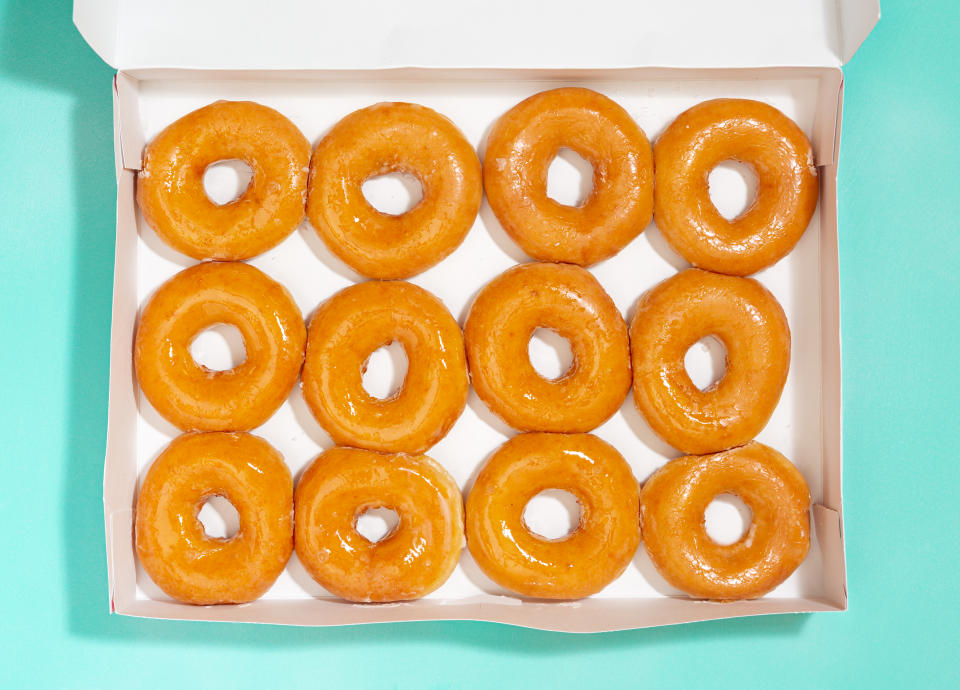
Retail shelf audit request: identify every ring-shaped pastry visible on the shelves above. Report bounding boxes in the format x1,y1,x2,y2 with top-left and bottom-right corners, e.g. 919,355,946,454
654,98,819,275
138,100,311,260
135,262,306,432
306,102,482,279
464,262,631,432
294,447,464,602
630,269,790,455
639,441,811,600
301,280,468,454
135,432,294,605
466,433,640,599
483,87,654,266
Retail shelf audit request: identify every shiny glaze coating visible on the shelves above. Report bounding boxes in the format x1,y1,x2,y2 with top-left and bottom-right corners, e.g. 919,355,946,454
135,432,294,605
466,433,640,599
294,447,464,602
306,102,482,279
301,281,468,454
138,101,311,260
135,262,306,431
483,87,653,266
630,269,789,454
639,442,810,600
654,98,819,276
464,262,631,432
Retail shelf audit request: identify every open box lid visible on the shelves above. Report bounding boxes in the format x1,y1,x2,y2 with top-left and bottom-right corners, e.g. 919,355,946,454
75,0,878,72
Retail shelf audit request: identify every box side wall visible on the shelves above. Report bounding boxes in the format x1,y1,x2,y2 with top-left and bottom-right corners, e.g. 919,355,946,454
104,74,141,612
113,596,842,633
818,76,847,608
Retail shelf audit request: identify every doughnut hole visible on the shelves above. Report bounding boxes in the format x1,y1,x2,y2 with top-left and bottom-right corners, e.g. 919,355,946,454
197,495,241,540
203,159,253,206
522,489,582,541
528,328,574,381
190,324,247,372
547,147,594,207
708,160,758,220
683,336,727,392
704,493,753,546
361,341,409,400
355,507,401,544
362,171,424,215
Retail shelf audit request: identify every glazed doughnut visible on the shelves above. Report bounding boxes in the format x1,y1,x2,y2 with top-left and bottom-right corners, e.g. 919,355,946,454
654,98,819,275
639,442,810,600
483,87,653,266
630,268,789,454
306,102,482,279
464,262,631,432
135,262,306,432
138,101,311,260
301,280,468,454
466,433,640,599
295,447,464,602
135,432,294,605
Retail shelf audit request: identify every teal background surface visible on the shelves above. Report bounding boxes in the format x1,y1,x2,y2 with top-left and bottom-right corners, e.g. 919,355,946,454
1,1,958,687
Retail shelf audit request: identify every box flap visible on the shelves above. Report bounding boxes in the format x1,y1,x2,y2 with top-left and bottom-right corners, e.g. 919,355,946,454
73,0,118,66
839,0,882,63
75,0,878,71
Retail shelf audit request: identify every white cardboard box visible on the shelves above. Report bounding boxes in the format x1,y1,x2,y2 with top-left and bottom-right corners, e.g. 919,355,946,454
75,0,879,632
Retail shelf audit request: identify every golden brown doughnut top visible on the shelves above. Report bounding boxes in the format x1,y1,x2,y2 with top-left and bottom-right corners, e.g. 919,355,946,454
135,432,294,605
138,100,311,260
640,442,811,600
465,262,631,432
654,98,819,275
307,102,482,279
134,261,306,432
294,446,464,602
301,280,468,454
630,268,790,454
466,432,640,599
484,87,653,266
